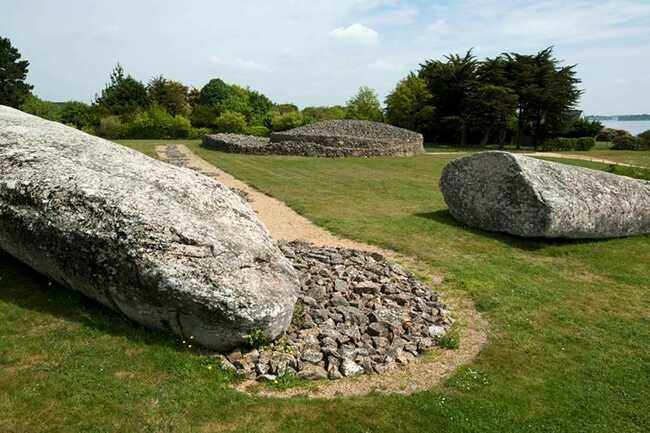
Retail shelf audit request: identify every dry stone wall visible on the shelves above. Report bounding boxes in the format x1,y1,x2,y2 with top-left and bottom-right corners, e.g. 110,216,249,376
202,120,424,157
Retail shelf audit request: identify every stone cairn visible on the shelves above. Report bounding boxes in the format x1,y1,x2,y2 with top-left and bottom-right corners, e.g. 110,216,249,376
216,241,452,381
202,120,424,157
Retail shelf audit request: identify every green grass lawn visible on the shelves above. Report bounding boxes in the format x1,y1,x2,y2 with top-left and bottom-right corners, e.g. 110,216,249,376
556,149,650,167
1,141,649,432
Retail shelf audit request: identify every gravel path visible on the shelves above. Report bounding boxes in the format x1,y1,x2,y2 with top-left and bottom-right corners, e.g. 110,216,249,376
426,150,644,168
525,152,644,168
155,143,487,398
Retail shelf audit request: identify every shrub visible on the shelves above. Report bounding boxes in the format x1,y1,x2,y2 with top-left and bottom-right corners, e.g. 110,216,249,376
125,105,192,139
562,117,603,138
80,126,96,136
575,137,596,151
96,116,124,139
20,95,62,121
612,134,640,150
60,101,95,129
244,125,270,137
169,114,192,138
540,137,575,151
190,105,217,128
596,127,628,142
638,130,650,149
214,110,246,133
269,111,303,131
541,137,596,151
188,127,210,139
345,86,384,122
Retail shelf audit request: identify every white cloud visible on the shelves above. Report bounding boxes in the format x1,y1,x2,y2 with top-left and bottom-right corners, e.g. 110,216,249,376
5,0,650,113
369,58,405,72
367,6,419,26
500,0,650,44
208,55,271,71
329,23,379,44
428,18,449,34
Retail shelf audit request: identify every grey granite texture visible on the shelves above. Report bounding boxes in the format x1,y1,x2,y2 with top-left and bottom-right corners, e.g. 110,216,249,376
440,151,650,238
0,106,299,350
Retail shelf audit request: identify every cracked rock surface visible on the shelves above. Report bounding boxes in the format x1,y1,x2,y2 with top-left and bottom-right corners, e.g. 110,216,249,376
217,241,452,381
0,106,299,351
440,151,650,238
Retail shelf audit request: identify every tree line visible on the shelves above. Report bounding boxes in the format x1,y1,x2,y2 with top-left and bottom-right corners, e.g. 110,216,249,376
385,48,607,148
0,35,629,149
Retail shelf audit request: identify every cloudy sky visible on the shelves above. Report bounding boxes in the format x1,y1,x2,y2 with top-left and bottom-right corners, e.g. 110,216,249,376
3,0,649,115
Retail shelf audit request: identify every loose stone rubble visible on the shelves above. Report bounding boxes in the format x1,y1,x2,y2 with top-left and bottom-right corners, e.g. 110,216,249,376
216,241,452,381
202,120,424,157
440,151,650,238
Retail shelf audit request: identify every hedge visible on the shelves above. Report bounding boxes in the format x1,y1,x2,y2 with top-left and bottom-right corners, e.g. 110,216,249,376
540,137,595,151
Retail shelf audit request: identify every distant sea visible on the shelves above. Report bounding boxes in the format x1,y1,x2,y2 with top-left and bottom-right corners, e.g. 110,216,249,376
600,120,650,136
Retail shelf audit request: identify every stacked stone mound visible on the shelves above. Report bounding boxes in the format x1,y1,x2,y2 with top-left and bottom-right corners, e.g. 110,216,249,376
440,151,650,238
0,106,299,351
202,120,424,157
216,241,452,381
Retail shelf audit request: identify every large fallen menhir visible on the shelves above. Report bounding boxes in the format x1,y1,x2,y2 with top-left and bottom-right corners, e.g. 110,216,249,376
440,151,650,238
0,106,299,351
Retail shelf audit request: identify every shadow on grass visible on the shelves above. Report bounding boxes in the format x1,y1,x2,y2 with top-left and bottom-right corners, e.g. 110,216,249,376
0,250,185,353
415,209,610,251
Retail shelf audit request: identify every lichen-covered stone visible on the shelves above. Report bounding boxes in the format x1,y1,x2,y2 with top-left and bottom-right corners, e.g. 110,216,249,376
0,106,299,351
202,120,424,157
440,151,650,238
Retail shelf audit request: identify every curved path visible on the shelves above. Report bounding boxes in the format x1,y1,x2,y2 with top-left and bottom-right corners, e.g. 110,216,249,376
156,144,487,399
426,150,645,168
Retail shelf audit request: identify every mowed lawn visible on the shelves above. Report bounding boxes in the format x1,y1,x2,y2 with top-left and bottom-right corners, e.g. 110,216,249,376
0,140,649,433
556,149,650,167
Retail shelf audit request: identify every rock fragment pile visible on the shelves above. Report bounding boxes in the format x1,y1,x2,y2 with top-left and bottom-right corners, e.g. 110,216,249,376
217,241,452,381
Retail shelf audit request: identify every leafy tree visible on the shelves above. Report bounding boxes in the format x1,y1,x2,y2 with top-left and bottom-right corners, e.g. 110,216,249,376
126,105,192,138
219,85,253,120
60,101,94,128
0,37,33,108
187,87,201,108
345,86,383,122
385,73,434,136
561,117,603,138
419,50,479,145
190,105,217,128
637,130,650,149
248,90,273,124
269,111,303,131
197,79,274,125
273,103,299,114
147,76,190,116
214,110,247,133
466,84,518,146
20,95,62,121
95,64,149,115
199,78,233,108
96,116,124,139
302,105,347,124
502,47,582,147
